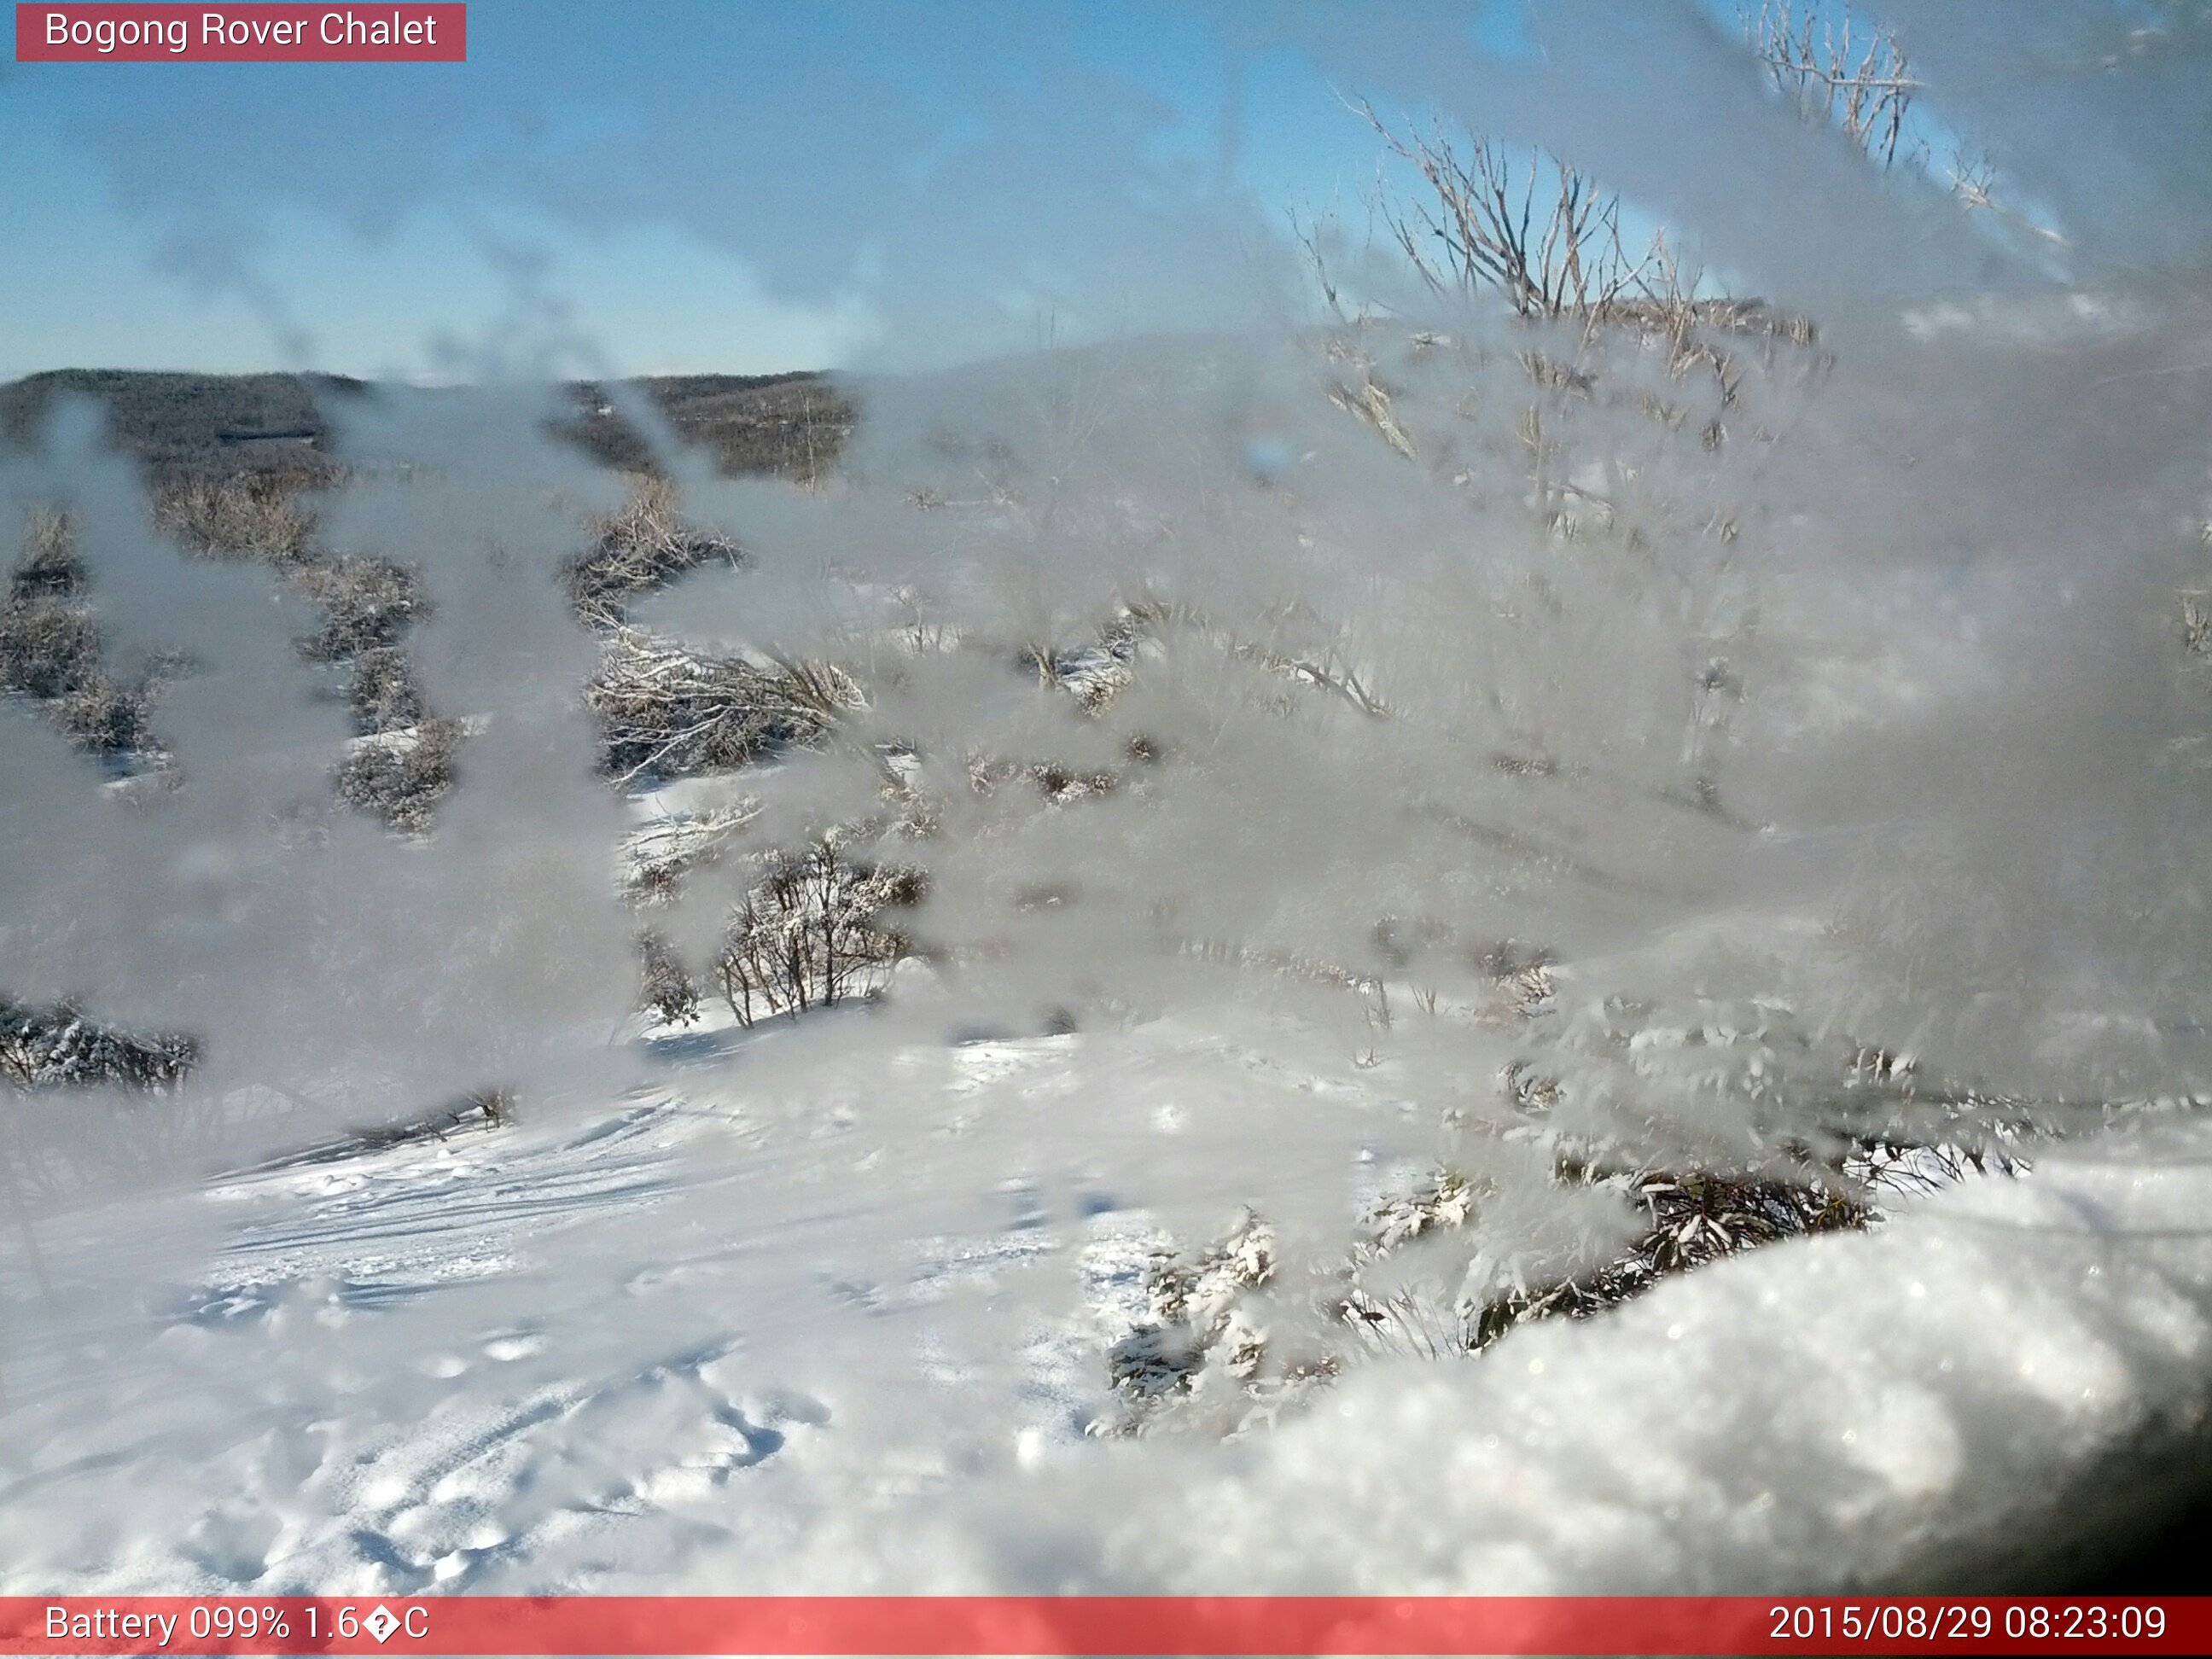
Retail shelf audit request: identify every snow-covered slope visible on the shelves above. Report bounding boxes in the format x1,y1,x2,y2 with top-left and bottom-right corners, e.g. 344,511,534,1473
5,1020,2209,1596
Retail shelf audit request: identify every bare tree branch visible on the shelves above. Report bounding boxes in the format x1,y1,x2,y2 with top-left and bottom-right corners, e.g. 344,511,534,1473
1749,1,1921,171
1353,100,1677,322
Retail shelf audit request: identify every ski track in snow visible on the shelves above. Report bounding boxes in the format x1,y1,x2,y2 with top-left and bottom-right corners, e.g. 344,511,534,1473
182,1098,685,1319
0,1035,1168,1593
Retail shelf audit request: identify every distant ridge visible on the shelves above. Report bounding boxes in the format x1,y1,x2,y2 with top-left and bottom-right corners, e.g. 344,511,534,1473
0,368,854,484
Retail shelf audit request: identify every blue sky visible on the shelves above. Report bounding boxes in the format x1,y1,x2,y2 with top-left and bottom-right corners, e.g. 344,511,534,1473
2,1,2075,383
2,1,1514,380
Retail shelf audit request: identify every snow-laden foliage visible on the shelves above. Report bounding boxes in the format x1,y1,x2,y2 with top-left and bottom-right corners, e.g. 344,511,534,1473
1097,1210,1296,1436
1093,1033,2050,1440
0,996,197,1096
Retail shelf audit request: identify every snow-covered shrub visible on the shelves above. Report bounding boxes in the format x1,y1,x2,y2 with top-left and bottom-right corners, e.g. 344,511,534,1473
146,474,463,826
1444,1161,1870,1353
636,928,702,1027
1096,1210,1314,1437
343,643,425,734
283,554,460,830
332,716,466,834
0,996,198,1095
291,555,428,664
1101,1022,2060,1437
322,1085,514,1155
282,551,454,825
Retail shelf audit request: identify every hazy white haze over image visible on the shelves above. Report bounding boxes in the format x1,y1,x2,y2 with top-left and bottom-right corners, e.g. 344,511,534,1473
3,0,2212,1609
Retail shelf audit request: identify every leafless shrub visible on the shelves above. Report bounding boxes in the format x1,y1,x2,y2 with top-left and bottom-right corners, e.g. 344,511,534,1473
335,1086,515,1153
14,505,81,594
1288,207,1365,328
2,507,154,758
1338,108,1828,556
614,647,836,780
1326,375,1422,459
1748,0,1919,171
1357,101,1683,321
713,841,922,1027
1110,597,1391,722
467,1086,515,1128
152,471,317,565
1743,3,2013,224
565,474,743,630
587,629,860,784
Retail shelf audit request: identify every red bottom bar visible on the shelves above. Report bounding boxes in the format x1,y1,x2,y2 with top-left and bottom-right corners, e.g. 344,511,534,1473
0,1596,2202,1656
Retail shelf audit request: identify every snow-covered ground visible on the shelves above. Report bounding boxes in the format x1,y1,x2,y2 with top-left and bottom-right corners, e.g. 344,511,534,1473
5,1011,2210,1595
5,252,2209,1602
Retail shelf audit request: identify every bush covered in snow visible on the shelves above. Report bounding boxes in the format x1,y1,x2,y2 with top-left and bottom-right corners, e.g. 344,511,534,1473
0,995,198,1095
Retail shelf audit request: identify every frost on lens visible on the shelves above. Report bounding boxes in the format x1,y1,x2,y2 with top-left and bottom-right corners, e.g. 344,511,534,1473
4,0,2212,1603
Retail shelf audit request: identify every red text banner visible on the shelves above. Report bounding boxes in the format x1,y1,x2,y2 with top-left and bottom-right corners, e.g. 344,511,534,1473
15,5,465,62
0,1597,2203,1656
